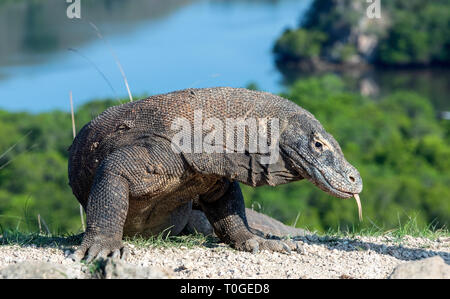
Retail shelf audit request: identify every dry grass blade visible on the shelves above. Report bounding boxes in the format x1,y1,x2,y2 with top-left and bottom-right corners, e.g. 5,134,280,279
70,91,76,139
89,21,133,102
0,131,33,171
70,91,86,231
37,214,51,235
68,48,119,100
0,131,31,161
0,132,34,171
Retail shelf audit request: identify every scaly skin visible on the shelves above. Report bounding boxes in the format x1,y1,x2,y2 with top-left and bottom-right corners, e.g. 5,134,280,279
184,208,308,239
68,87,362,261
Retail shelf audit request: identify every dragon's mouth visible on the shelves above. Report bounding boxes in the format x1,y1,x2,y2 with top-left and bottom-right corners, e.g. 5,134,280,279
282,145,355,197
282,145,363,221
312,167,363,221
310,167,354,198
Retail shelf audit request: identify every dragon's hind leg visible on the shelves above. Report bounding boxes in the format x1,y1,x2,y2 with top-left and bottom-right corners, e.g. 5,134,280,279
198,180,303,254
185,208,308,239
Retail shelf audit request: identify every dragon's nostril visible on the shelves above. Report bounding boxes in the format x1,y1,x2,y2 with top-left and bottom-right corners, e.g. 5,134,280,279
349,176,355,183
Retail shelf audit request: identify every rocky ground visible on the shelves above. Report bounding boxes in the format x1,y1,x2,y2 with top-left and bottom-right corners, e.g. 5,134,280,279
0,234,449,279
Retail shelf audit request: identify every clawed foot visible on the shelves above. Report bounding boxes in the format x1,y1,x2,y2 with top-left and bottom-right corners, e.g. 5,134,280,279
237,235,304,254
68,234,129,263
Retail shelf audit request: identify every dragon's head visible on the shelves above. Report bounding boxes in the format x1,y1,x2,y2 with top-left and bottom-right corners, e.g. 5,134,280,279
280,112,363,205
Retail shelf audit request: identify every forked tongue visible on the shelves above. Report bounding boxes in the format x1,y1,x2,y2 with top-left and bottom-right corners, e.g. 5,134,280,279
354,194,363,221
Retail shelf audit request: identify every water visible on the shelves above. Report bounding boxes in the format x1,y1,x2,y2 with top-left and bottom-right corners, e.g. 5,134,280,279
0,0,311,112
0,0,448,113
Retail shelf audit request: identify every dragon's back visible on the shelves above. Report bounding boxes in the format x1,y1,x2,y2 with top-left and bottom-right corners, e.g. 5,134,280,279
68,87,302,204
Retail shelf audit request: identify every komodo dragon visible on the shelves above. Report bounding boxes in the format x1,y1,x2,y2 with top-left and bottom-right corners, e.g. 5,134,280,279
68,87,363,261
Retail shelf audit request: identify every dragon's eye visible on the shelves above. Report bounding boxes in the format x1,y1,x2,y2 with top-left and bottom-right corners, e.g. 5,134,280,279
315,142,323,149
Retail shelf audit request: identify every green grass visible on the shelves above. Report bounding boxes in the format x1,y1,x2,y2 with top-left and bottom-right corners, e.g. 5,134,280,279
1,215,447,250
124,233,220,249
321,215,449,242
0,226,220,250
88,259,106,278
0,228,82,247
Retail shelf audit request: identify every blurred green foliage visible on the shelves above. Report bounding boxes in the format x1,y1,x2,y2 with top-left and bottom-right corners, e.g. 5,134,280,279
0,99,118,233
377,0,450,65
274,0,450,66
0,77,449,234
273,29,327,61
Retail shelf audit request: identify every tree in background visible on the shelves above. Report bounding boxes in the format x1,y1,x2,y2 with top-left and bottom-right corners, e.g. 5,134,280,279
273,0,450,69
